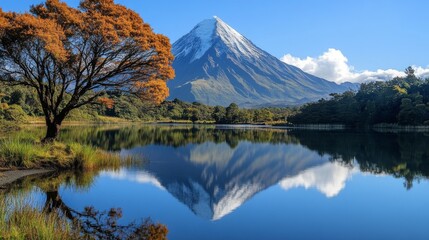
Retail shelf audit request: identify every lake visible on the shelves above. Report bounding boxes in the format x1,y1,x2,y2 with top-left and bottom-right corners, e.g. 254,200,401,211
3,125,429,240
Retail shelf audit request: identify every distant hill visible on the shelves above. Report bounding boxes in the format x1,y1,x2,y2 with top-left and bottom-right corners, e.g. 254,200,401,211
169,17,357,107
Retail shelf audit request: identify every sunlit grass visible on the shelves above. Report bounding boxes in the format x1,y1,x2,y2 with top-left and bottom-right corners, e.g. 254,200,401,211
0,138,41,168
0,195,79,240
67,142,122,170
0,134,122,171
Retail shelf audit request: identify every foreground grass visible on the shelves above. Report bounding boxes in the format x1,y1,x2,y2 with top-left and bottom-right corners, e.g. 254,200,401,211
0,120,20,134
0,196,79,240
0,196,168,240
0,137,122,170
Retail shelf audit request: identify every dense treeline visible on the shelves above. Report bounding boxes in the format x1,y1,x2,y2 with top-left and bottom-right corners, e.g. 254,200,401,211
0,84,295,124
6,66,429,126
144,100,295,123
289,67,429,126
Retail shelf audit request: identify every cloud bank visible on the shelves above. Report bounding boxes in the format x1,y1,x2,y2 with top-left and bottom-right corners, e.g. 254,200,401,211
281,48,429,84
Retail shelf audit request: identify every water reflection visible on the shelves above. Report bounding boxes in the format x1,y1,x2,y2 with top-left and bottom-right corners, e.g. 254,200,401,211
12,125,429,221
118,141,330,220
288,130,429,189
1,170,168,239
279,162,357,197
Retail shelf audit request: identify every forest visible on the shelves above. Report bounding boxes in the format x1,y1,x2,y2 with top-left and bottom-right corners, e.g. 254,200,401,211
0,84,295,125
289,67,429,126
2,67,429,127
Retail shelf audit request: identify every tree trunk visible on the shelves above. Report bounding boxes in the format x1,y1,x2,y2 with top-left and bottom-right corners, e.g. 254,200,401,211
43,122,61,143
44,190,75,220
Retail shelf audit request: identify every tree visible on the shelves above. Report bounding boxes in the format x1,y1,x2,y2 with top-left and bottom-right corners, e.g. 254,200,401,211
225,103,240,123
0,0,174,141
405,66,415,78
212,106,226,123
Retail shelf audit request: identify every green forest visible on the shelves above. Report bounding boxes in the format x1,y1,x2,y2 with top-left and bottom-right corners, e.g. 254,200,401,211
289,67,429,126
0,84,295,125
2,67,429,127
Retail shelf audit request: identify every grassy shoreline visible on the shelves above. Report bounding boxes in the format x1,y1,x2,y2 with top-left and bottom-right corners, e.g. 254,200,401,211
0,138,123,171
0,124,159,239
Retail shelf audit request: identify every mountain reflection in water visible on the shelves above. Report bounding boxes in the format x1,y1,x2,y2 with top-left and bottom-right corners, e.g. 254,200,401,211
45,125,428,220
116,141,330,220
8,125,429,222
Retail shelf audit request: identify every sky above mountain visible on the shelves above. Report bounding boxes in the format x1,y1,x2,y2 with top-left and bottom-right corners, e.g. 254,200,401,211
3,0,429,83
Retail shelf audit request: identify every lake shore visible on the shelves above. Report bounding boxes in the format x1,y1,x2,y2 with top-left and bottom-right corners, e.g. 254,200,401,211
0,169,53,187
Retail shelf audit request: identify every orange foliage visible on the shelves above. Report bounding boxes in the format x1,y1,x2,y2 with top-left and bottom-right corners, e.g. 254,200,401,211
0,9,9,29
0,9,67,61
98,97,114,109
0,0,174,103
135,78,170,105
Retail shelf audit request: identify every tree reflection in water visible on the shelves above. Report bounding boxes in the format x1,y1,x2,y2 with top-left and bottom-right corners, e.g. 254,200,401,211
49,125,429,190
2,171,168,240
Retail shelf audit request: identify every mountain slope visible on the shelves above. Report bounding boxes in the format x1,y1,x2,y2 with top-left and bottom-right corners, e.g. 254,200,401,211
169,17,356,107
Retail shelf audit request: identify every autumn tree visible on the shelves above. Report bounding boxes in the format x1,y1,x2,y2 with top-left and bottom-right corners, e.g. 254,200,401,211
0,0,174,141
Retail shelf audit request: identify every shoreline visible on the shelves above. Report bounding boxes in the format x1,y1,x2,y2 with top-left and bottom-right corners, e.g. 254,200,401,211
4,118,429,131
20,121,429,132
0,169,54,187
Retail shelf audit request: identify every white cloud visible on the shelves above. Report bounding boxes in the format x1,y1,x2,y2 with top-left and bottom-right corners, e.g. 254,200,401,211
281,48,429,84
279,162,357,198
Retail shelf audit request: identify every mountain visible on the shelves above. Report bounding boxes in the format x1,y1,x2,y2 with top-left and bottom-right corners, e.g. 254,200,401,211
169,17,357,107
118,140,332,220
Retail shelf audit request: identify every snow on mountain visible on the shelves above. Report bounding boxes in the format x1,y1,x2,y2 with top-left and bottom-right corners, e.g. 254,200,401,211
173,16,262,62
173,18,216,62
169,17,356,107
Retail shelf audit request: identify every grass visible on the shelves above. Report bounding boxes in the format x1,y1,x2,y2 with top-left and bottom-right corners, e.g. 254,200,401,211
0,120,20,134
67,142,122,170
0,194,168,240
0,196,79,240
0,135,122,171
0,126,161,239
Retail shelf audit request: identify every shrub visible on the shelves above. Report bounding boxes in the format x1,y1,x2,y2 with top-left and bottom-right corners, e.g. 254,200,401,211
1,104,27,122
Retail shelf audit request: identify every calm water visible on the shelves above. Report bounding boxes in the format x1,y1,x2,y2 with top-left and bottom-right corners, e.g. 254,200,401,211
4,125,429,240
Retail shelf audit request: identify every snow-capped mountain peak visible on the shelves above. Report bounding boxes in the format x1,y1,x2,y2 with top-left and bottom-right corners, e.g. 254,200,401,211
169,17,355,107
172,18,216,61
173,16,261,62
215,17,262,59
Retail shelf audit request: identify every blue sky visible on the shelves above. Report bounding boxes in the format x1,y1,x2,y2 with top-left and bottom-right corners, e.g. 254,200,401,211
2,0,428,82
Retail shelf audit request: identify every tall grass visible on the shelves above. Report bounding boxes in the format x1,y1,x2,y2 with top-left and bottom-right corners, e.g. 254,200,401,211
0,135,122,170
0,138,41,168
67,142,121,170
0,195,79,240
0,194,168,240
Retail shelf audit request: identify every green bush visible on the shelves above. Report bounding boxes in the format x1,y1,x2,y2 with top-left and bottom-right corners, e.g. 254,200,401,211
1,104,27,122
